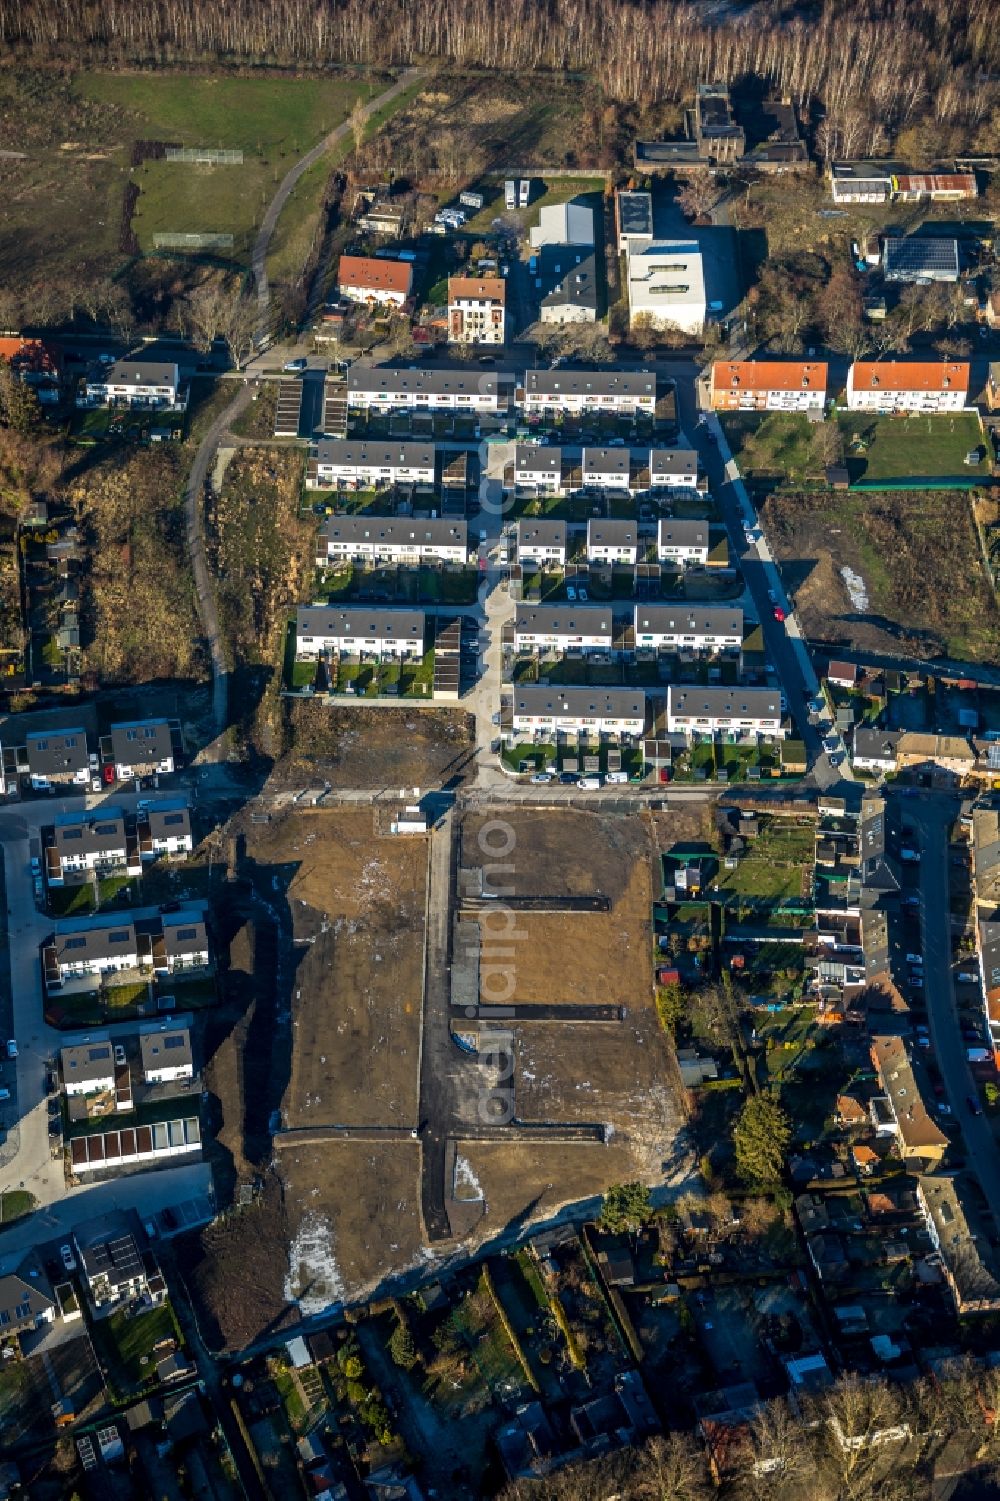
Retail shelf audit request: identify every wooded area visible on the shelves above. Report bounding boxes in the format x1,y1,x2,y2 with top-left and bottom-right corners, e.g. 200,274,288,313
0,0,997,140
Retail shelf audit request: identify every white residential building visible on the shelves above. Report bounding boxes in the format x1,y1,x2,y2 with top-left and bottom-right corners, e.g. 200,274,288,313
514,604,613,655
140,1027,194,1085
626,239,706,334
656,519,710,566
84,358,181,410
512,686,646,738
448,276,506,344
845,361,970,412
296,606,426,661
514,444,565,492
157,915,210,974
634,605,743,653
336,254,412,307
347,367,507,413
61,1041,116,1097
111,721,175,781
25,728,91,792
47,810,134,886
649,449,699,494
667,685,784,738
140,802,193,860
307,438,432,492
582,447,632,492
318,516,468,566
523,370,656,416
587,519,639,565
307,439,436,491
43,920,140,987
516,519,568,567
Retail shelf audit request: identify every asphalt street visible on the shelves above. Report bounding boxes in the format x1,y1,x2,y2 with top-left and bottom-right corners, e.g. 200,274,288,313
909,793,1000,1219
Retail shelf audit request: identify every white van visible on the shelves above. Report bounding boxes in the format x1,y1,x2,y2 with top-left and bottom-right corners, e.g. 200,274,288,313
578,776,601,790
605,771,628,784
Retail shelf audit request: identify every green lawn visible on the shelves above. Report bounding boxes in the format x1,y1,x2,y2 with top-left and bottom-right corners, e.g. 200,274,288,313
712,818,814,902
93,1303,183,1393
48,883,97,918
0,1190,36,1226
103,981,150,1012
837,411,986,483
75,72,393,268
77,73,375,153
720,412,829,485
164,975,218,1009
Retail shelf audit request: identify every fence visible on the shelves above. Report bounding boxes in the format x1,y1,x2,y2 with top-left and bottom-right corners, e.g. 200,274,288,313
164,147,244,165
153,233,235,250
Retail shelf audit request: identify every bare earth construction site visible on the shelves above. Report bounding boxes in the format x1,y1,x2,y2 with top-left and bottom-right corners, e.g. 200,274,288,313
190,798,690,1340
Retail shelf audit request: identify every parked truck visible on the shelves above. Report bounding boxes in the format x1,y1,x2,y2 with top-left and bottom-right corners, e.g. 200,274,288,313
504,179,516,209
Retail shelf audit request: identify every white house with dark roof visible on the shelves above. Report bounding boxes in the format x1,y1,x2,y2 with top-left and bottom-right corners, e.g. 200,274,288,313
73,1210,152,1311
347,366,507,412
667,685,784,738
110,721,175,781
656,519,710,566
523,369,656,416
514,604,614,655
582,447,632,492
317,516,467,566
139,801,193,860
157,914,210,974
61,1041,116,1097
514,445,564,492
84,357,182,410
43,919,140,988
634,605,743,653
26,728,91,791
516,519,568,567
0,1254,56,1343
512,686,647,738
587,519,639,565
307,439,436,491
140,1027,194,1085
649,449,699,494
47,809,136,886
296,606,426,661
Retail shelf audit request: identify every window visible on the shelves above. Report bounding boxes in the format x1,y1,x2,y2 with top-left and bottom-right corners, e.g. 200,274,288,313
162,813,184,828
109,930,130,944
175,927,198,942
64,937,87,951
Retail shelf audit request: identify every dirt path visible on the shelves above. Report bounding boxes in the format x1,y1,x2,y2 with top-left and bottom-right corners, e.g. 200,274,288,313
182,383,253,758
251,67,424,337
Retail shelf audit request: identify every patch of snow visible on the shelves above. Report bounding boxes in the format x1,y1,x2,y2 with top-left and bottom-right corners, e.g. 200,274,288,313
285,1213,345,1314
454,1155,485,1202
840,565,869,612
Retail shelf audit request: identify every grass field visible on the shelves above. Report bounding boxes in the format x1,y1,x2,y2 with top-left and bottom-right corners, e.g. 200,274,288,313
712,818,814,904
838,411,986,483
721,412,827,485
92,1303,183,1392
92,73,375,264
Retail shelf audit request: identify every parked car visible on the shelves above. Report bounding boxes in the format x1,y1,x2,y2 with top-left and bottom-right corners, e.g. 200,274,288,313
772,604,785,623
605,771,628,784
578,587,589,602
559,771,578,784
968,1093,984,1116
283,357,307,372
60,1244,76,1272
114,1044,126,1066
530,772,553,783
578,776,601,789
5,1040,16,1060
566,585,577,601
